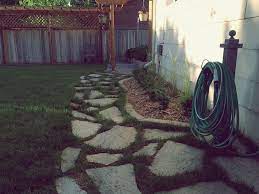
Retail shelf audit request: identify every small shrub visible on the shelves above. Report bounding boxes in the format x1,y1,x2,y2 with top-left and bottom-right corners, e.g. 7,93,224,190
180,94,192,117
133,68,170,109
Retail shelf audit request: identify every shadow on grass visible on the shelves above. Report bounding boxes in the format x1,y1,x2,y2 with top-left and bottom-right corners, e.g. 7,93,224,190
0,64,104,194
0,111,78,194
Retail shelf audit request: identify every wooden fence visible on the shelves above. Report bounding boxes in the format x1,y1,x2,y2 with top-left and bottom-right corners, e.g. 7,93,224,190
0,7,149,65
102,29,149,62
0,7,105,65
0,29,148,64
116,29,148,60
0,30,102,64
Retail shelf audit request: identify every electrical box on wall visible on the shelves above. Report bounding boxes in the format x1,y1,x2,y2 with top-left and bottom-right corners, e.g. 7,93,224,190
158,44,163,56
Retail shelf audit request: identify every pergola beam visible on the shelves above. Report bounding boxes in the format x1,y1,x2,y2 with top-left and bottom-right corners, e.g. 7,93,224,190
110,4,116,71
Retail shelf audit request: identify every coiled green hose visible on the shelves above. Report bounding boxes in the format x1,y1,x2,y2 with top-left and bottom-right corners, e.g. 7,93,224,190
190,61,239,149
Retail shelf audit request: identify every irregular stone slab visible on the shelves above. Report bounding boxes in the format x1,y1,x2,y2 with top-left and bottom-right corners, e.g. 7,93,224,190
61,147,81,172
86,107,99,113
155,182,237,194
74,92,84,100
72,111,96,122
88,90,104,99
84,125,137,150
117,75,128,80
149,141,204,176
214,157,259,193
75,86,92,91
133,143,158,157
56,176,87,194
86,164,141,194
89,78,100,82
72,120,102,138
80,79,90,84
88,74,102,78
99,106,124,124
84,98,118,107
86,153,122,165
80,76,85,80
144,129,187,141
102,72,114,76
99,81,112,86
104,77,112,81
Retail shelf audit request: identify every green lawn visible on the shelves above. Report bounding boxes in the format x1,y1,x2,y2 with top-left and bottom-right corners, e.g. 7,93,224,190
0,64,104,194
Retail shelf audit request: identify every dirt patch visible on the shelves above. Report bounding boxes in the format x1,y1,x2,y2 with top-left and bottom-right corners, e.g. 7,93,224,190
124,78,190,123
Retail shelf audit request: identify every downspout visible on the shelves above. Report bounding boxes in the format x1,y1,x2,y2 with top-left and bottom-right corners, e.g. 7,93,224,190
137,17,140,47
144,0,157,70
152,0,157,64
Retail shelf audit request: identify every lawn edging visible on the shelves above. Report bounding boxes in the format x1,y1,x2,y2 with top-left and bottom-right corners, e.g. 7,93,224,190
119,77,190,129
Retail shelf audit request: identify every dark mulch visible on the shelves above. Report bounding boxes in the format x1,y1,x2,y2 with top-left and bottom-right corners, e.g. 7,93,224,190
124,78,190,123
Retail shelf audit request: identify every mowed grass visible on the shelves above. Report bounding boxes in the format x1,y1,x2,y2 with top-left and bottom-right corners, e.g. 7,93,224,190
0,65,104,194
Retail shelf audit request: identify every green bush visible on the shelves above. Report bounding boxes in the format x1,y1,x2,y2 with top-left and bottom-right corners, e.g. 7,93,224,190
133,68,170,109
125,45,148,62
180,94,192,110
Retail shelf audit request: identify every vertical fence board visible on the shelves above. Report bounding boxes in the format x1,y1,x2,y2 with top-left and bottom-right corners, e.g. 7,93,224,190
6,30,49,64
102,31,108,63
0,31,3,64
0,29,148,64
54,30,100,64
8,31,17,63
44,30,50,63
114,29,148,61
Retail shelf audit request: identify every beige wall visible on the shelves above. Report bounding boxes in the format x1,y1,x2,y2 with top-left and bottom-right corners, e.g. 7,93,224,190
153,0,259,144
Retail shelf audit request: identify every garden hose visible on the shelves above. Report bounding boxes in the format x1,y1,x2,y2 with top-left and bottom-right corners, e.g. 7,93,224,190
190,61,259,156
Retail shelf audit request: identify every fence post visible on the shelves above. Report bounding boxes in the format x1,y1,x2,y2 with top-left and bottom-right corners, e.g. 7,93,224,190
220,30,243,76
48,13,56,64
1,30,9,64
110,4,116,71
99,27,103,64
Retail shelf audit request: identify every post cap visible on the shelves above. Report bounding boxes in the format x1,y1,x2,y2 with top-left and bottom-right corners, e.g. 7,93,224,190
229,30,236,39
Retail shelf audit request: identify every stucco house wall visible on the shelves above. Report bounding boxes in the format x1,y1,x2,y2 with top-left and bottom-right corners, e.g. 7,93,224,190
152,0,259,144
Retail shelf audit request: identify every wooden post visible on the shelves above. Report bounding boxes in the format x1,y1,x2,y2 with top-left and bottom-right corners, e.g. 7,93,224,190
220,30,243,76
148,0,153,54
48,13,56,64
1,30,9,64
110,4,116,71
99,27,104,64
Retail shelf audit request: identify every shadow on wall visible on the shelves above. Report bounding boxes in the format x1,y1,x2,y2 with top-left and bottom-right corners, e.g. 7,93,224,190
153,0,259,144
234,1,259,144
154,16,189,95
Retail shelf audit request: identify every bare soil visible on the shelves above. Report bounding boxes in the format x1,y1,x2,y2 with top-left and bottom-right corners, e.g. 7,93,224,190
124,78,190,123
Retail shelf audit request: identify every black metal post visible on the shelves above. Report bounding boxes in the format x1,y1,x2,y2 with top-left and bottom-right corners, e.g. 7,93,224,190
220,30,243,76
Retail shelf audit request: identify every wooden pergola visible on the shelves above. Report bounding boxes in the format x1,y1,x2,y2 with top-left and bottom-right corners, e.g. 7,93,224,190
0,1,132,68
96,0,129,71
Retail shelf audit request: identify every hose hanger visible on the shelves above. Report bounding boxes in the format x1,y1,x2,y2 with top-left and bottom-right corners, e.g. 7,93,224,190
191,61,259,157
191,61,239,149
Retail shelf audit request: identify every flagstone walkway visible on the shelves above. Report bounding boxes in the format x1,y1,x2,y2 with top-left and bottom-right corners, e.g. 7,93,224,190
56,72,259,194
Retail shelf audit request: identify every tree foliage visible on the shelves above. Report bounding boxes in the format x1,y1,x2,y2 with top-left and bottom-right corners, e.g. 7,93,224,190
0,0,96,7
19,0,69,6
70,0,96,7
